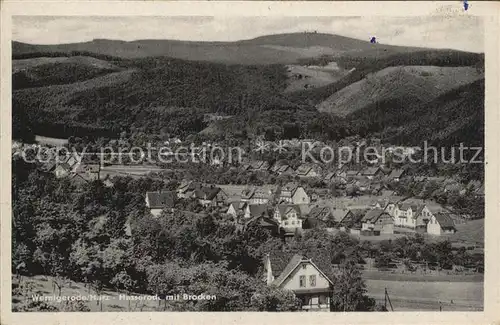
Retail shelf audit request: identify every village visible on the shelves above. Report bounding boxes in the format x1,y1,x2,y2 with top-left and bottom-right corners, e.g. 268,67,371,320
11,136,485,311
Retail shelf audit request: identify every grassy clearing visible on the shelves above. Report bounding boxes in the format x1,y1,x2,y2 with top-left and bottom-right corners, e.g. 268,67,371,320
365,279,483,311
35,135,68,146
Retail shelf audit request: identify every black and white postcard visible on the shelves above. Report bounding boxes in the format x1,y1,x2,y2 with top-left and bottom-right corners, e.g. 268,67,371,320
1,1,499,325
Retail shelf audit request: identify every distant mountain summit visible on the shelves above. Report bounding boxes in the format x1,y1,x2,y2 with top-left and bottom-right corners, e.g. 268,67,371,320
13,32,427,64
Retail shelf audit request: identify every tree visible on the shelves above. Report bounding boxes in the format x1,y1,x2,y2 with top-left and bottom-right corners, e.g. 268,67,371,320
330,259,375,311
250,285,301,311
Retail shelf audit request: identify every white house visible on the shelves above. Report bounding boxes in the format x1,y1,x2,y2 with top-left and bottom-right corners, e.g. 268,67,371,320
427,212,457,235
278,183,310,205
263,254,333,311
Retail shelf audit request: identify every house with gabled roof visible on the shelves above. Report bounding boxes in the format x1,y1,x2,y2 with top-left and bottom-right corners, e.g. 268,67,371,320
323,172,336,183
387,169,405,182
274,204,304,231
243,215,280,235
361,166,382,179
176,180,202,199
393,202,433,230
276,164,294,176
296,164,320,178
54,162,72,178
241,187,270,204
145,191,177,217
226,201,247,218
243,204,270,219
192,186,228,207
427,212,457,235
346,168,360,178
278,182,310,205
249,160,271,171
338,208,366,234
361,208,394,234
263,253,333,311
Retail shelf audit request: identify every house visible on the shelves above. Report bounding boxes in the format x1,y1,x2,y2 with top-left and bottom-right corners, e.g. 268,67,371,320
241,187,270,204
387,169,405,182
393,202,433,230
226,201,247,218
263,254,333,311
338,209,366,234
354,178,371,193
361,208,394,234
371,199,390,210
427,212,457,235
278,182,310,205
296,164,319,178
243,204,270,219
54,163,71,178
250,160,271,171
244,215,280,235
276,164,294,175
413,176,428,183
145,191,177,217
193,186,228,207
346,169,360,178
323,172,336,183
73,164,100,182
274,204,304,230
239,163,252,172
303,206,333,229
361,167,381,180
176,181,202,198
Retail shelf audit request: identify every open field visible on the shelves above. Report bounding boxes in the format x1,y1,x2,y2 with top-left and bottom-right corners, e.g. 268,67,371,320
365,279,483,311
34,135,68,146
362,270,483,283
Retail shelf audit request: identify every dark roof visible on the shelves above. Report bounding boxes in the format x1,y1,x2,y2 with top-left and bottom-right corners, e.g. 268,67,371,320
270,254,334,287
331,208,351,223
302,217,327,229
56,162,71,171
339,209,366,228
271,254,304,286
324,172,336,181
276,204,303,219
178,181,202,193
434,212,456,229
248,204,269,218
397,202,425,218
362,167,380,176
362,208,386,223
388,169,405,179
194,186,221,200
146,191,176,209
309,206,332,221
296,164,313,175
246,215,279,228
75,164,100,173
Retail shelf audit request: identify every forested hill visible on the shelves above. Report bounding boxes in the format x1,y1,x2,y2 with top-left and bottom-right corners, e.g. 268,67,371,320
13,33,425,64
12,33,484,146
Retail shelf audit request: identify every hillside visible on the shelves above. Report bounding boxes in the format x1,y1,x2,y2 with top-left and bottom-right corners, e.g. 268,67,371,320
12,56,122,89
286,50,484,106
317,66,484,116
12,57,293,140
345,78,485,147
11,33,485,147
12,33,423,65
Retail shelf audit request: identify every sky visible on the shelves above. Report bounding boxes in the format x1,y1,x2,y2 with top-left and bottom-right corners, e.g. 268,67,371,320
13,16,484,53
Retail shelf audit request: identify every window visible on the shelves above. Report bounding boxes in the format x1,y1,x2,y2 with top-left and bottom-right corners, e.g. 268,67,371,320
299,275,306,287
309,275,316,287
284,221,289,226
